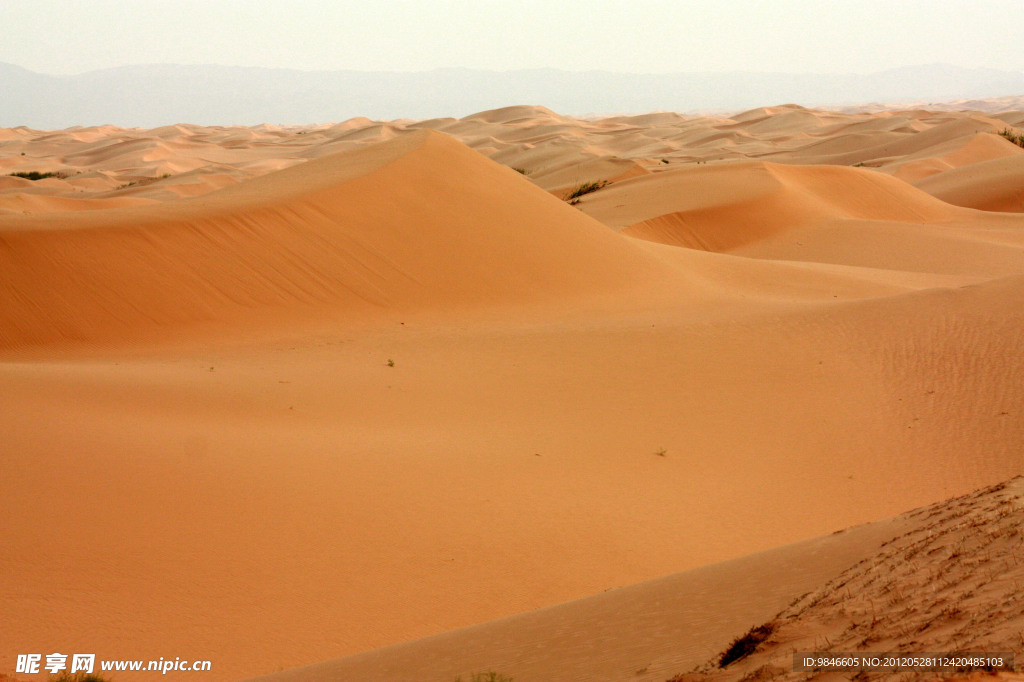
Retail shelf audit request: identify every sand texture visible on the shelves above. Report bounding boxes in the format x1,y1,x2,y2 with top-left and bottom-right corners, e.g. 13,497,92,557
253,478,1024,682
2,102,1023,681
664,477,1024,682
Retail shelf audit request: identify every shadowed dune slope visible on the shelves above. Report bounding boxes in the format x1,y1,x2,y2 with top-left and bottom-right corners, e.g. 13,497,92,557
578,161,1024,276
249,515,916,682
518,156,650,195
915,155,1024,213
0,130,669,350
887,131,1024,183
584,161,956,236
253,477,1024,682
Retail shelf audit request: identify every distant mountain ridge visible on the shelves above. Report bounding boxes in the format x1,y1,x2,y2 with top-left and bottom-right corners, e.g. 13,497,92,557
2,62,1024,128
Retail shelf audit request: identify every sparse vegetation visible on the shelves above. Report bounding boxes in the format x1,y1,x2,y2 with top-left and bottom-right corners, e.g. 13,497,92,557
118,174,171,189
453,673,513,682
8,170,64,180
565,180,608,202
656,448,667,457
718,621,776,667
512,167,530,175
999,127,1024,148
386,358,395,367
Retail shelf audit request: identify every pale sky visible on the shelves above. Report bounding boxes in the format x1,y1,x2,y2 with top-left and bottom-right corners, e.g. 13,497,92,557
1,0,1022,76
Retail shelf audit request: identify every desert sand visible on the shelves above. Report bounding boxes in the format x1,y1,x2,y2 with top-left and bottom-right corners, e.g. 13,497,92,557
252,478,1024,682
2,102,1023,681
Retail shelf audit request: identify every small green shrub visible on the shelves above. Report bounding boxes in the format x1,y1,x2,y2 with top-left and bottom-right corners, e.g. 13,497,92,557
999,127,1024,148
718,621,776,667
565,180,608,201
8,170,63,181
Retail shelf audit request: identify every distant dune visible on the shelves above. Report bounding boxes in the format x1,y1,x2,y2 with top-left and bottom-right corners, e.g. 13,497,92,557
2,103,1023,681
3,61,1024,127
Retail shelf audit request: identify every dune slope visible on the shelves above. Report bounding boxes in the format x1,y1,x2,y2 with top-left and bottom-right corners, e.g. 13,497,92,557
674,477,1024,682
247,513,917,682
579,160,1024,277
0,130,667,350
915,155,1024,213
252,477,1024,682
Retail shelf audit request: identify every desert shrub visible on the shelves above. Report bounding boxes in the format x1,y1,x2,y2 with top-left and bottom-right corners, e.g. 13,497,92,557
118,174,170,189
999,128,1024,148
718,621,776,667
565,180,608,201
8,170,63,180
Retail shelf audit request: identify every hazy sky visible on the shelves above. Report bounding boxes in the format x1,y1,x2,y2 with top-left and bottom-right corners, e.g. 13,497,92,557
2,0,1022,76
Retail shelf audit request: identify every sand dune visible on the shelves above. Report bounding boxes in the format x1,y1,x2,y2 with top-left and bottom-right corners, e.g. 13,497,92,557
4,101,1023,204
582,160,954,232
0,130,671,350
500,155,649,195
672,477,1024,682
578,161,1024,277
887,130,1024,182
916,155,1024,212
2,101,1024,681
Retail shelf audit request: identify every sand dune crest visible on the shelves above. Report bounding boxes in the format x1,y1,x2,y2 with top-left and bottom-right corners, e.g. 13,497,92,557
0,130,669,350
